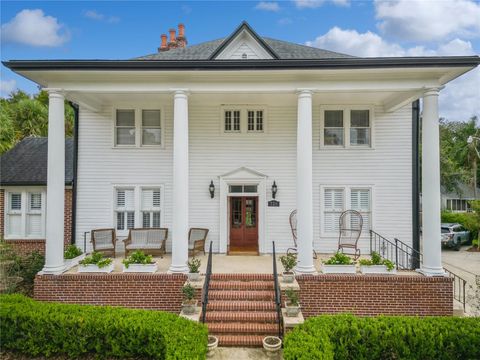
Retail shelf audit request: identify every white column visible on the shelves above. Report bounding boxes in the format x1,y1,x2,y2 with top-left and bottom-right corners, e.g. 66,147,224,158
169,90,190,273
42,90,66,274
295,90,317,274
419,88,445,276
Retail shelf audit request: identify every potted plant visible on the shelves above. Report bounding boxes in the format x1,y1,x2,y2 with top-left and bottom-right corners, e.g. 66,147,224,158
187,257,201,282
280,253,297,283
284,288,301,317
64,245,84,269
322,252,356,274
263,336,282,353
359,251,396,274
122,250,157,273
78,251,113,273
181,283,197,315
207,335,219,357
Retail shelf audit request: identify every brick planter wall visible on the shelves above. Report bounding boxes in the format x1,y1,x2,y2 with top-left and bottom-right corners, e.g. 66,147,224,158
295,274,453,317
34,273,203,313
1,189,73,256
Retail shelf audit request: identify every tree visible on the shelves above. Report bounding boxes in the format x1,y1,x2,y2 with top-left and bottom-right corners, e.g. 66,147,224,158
0,90,74,154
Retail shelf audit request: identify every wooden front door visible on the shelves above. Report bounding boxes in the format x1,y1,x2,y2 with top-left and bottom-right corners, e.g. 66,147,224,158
229,196,258,253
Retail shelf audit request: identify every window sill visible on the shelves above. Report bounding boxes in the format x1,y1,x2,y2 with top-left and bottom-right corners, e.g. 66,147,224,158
319,146,375,151
3,236,45,241
112,145,165,150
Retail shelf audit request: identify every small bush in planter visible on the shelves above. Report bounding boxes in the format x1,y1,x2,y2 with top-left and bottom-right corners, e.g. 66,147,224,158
122,250,153,268
359,251,395,272
324,252,354,265
285,288,301,317
280,253,297,283
187,258,201,281
79,252,112,268
182,283,197,315
64,245,82,260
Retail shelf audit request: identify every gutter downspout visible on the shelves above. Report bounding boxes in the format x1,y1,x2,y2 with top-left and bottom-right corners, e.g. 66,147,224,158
412,99,421,268
69,101,79,245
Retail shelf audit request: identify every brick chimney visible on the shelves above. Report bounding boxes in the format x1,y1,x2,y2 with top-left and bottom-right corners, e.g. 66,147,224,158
176,23,187,48
158,34,168,52
168,28,177,49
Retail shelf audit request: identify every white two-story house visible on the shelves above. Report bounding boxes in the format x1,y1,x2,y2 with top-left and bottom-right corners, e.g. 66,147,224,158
4,22,479,276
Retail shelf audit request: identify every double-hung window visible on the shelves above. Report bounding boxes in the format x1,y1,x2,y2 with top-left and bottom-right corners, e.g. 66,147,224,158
5,190,45,239
115,110,136,145
350,110,370,146
247,110,264,132
115,189,135,232
141,188,161,228
322,186,372,234
142,110,161,146
224,110,241,132
322,107,372,148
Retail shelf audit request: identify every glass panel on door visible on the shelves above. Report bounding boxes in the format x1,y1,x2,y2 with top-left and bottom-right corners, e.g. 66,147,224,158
231,198,242,228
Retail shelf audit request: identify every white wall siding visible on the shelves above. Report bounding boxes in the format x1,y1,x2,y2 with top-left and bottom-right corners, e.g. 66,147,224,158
76,100,412,254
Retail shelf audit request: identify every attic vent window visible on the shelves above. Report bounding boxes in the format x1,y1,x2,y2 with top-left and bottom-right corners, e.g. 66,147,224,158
242,53,247,59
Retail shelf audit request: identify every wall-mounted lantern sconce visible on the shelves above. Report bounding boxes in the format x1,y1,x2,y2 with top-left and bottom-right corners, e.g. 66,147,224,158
271,181,278,199
209,180,215,199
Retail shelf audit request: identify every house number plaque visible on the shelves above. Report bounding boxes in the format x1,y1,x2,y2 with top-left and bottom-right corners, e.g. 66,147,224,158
268,200,280,207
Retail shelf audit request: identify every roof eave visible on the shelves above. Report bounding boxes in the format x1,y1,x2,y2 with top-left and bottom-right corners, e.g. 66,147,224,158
4,56,479,71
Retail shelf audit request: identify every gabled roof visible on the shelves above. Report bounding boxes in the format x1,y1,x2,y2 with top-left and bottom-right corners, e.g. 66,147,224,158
135,21,353,61
0,137,74,186
209,21,279,60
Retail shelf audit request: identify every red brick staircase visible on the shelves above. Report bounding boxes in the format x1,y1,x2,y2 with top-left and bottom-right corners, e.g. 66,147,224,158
203,273,280,347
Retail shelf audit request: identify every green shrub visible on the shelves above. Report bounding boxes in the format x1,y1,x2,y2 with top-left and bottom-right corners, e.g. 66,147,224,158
122,250,153,268
359,251,395,271
79,251,112,268
284,315,480,360
280,253,297,272
285,288,299,306
64,245,82,259
324,252,354,265
0,294,208,359
187,257,201,273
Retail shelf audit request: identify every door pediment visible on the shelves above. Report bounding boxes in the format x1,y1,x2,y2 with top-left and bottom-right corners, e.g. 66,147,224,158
220,166,267,180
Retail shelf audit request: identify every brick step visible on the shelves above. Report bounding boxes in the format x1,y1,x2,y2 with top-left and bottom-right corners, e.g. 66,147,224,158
209,290,275,301
213,334,268,347
209,280,274,291
207,300,276,312
205,310,278,323
207,322,278,335
211,274,273,281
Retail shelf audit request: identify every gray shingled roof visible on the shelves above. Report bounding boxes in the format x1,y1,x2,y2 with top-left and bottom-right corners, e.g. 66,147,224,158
135,37,354,60
0,137,73,186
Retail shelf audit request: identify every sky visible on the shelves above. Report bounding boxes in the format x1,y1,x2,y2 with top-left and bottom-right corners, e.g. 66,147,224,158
1,0,479,121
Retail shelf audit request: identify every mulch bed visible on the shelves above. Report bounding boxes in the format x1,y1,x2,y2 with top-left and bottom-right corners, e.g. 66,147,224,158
467,246,480,252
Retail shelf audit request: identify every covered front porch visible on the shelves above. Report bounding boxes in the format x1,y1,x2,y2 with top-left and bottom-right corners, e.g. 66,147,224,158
31,65,461,277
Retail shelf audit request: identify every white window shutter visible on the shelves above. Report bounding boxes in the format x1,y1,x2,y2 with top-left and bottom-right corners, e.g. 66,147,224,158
29,193,42,210
351,189,370,211
153,190,160,207
10,193,22,211
27,215,42,236
8,215,22,236
117,190,125,207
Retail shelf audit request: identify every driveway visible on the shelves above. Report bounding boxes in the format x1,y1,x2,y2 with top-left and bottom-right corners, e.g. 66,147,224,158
442,246,480,286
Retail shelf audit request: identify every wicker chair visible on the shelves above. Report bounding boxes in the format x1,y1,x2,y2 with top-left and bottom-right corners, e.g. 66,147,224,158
338,210,363,260
287,210,317,259
123,228,168,258
91,228,116,258
188,228,209,257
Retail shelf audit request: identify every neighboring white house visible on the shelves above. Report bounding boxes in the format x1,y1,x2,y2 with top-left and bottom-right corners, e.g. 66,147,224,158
441,183,480,212
4,22,479,276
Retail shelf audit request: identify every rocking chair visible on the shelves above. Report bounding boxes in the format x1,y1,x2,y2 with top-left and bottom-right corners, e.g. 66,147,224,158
337,210,363,260
287,210,318,259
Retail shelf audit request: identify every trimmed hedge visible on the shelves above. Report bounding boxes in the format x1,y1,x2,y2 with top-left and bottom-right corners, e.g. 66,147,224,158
0,294,208,359
284,315,480,360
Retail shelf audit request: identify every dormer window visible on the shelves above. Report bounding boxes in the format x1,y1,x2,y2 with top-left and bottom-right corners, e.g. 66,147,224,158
242,53,247,59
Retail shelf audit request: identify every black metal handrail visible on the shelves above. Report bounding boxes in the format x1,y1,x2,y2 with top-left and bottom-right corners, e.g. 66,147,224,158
272,241,283,339
370,230,422,270
201,241,213,323
444,267,467,311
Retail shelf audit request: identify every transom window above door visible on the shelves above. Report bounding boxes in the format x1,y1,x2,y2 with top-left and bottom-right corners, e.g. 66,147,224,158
321,106,373,148
229,185,258,193
222,107,266,134
114,108,163,147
